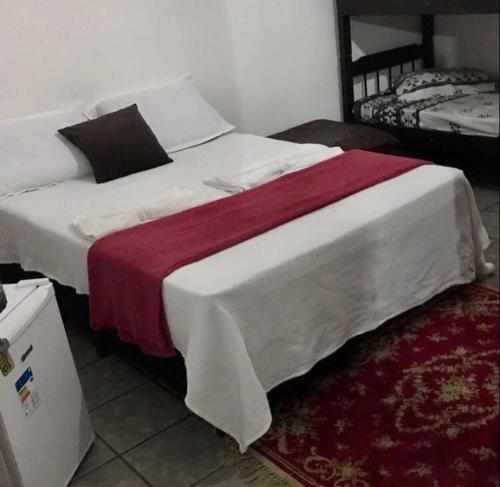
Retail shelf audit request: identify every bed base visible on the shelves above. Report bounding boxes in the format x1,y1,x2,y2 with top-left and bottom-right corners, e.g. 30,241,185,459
0,264,109,355
364,123,500,166
0,263,191,395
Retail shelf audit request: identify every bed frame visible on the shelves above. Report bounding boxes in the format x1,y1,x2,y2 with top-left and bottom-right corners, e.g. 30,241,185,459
336,0,500,163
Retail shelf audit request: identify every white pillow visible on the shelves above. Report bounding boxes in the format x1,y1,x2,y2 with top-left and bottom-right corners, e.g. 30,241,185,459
398,84,457,102
0,104,91,197
454,82,498,96
84,75,235,153
395,69,495,97
399,82,498,102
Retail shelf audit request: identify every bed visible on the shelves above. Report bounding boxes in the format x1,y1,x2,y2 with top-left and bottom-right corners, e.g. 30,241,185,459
0,131,492,452
336,0,500,162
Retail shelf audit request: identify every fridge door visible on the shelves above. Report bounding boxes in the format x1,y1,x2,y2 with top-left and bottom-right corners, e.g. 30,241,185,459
0,283,94,487
0,285,37,325
0,422,19,487
0,449,15,487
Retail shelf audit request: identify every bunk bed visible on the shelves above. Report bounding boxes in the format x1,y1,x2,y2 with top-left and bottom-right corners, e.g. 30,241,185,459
336,0,500,162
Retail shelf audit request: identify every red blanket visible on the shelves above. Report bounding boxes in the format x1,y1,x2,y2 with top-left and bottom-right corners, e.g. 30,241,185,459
88,149,425,357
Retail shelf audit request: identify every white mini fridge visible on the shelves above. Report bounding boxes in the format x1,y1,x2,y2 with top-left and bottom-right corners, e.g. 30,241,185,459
0,279,95,487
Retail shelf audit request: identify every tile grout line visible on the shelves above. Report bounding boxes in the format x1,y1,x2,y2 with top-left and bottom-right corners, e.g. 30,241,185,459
190,465,226,486
482,204,500,213
72,434,120,483
479,201,499,213
70,325,187,401
72,457,117,484
76,415,192,484
75,349,197,485
116,456,155,487
74,350,108,373
75,433,155,487
119,354,187,402
76,356,103,373
117,415,194,487
146,372,187,402
88,379,149,413
119,414,192,456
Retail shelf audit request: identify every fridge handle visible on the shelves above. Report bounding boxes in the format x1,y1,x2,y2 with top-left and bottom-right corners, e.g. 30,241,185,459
15,278,50,289
0,338,9,353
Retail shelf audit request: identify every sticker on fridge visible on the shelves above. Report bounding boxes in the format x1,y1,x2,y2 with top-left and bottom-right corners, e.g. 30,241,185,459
15,367,41,418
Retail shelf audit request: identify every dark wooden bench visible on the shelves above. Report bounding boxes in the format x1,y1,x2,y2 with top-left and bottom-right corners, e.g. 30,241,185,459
270,119,402,153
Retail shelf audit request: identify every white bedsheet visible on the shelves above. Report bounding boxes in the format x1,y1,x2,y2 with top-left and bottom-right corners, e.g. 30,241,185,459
0,133,300,291
420,93,500,138
74,144,344,240
0,133,492,452
357,91,499,137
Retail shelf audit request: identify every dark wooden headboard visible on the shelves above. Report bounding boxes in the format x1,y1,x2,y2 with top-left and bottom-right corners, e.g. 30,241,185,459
352,44,426,99
338,15,435,123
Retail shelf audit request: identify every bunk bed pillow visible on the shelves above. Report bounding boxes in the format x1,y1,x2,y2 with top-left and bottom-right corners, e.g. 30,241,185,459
396,69,496,101
398,82,497,102
0,104,91,197
84,75,235,153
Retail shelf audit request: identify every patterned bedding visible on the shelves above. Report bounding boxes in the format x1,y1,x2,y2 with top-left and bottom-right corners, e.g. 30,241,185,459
354,90,499,138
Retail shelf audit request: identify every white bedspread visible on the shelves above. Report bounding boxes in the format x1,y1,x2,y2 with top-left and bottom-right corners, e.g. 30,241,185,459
357,91,499,137
420,93,500,138
0,133,492,452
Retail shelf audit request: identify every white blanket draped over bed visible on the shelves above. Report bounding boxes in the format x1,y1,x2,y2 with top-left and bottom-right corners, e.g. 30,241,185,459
0,133,492,452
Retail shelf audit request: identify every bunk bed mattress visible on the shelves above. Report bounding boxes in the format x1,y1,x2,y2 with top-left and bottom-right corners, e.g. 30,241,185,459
354,91,499,137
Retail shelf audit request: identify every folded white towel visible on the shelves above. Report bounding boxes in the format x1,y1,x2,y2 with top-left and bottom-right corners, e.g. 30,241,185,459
73,188,215,240
205,145,344,193
73,211,142,241
137,188,212,221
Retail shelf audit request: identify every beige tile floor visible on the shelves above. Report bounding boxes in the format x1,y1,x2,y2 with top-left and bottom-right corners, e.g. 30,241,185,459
68,184,499,487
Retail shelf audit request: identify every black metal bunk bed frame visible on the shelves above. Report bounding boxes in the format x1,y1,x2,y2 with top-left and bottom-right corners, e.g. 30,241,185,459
336,0,500,162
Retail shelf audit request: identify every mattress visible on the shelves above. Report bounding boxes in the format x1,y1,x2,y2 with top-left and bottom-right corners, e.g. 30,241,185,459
0,133,302,293
0,132,492,452
354,91,500,138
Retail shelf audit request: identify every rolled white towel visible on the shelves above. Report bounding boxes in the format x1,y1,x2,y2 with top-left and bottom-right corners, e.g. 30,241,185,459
205,145,343,193
73,188,216,240
137,188,214,221
73,211,142,241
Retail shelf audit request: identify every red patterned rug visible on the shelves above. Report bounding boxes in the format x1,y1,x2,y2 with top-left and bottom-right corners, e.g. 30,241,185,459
225,285,499,487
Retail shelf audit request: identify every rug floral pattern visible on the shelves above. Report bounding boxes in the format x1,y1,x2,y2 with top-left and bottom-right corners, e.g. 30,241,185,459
225,285,499,487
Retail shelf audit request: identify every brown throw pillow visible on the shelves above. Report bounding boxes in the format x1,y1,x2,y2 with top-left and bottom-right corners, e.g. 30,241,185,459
59,104,172,183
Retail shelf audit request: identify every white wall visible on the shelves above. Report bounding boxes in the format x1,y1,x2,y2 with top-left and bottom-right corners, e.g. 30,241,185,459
348,14,499,99
3,2,496,134
434,15,499,78
224,0,340,135
0,0,341,134
350,16,422,99
351,16,422,61
350,14,499,78
0,0,241,124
